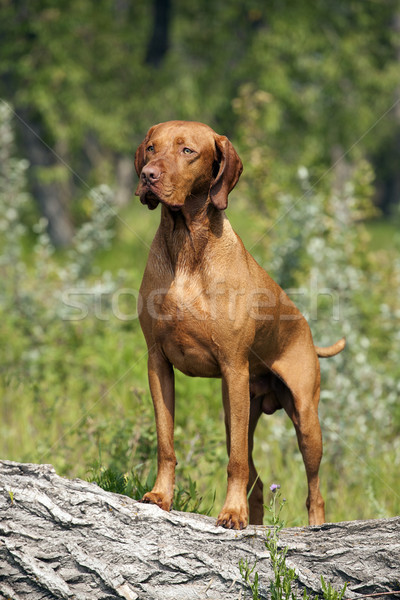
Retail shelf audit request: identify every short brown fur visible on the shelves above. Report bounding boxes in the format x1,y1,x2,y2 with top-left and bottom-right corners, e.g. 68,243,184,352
135,120,345,529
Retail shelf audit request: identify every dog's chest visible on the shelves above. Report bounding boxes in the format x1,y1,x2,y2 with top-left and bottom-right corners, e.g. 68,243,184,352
147,273,222,377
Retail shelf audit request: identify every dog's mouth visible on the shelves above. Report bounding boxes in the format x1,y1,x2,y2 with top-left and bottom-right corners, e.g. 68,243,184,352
135,181,160,210
137,185,183,212
142,190,160,210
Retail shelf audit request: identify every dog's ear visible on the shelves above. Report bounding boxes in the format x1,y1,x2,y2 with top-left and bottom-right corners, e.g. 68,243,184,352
134,126,156,176
210,135,243,210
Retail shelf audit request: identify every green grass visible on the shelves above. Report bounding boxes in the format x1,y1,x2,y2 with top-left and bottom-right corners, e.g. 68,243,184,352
88,462,215,515
365,217,400,252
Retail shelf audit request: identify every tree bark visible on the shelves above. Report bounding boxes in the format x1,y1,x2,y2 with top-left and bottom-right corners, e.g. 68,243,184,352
0,460,399,600
16,111,74,247
115,156,135,206
145,0,171,67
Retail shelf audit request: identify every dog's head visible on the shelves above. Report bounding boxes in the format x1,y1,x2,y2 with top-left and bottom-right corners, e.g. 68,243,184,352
134,120,243,211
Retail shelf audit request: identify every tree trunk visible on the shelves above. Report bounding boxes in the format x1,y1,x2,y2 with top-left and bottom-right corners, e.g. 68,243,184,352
145,0,171,67
373,11,400,216
115,156,135,206
16,111,74,247
0,460,399,599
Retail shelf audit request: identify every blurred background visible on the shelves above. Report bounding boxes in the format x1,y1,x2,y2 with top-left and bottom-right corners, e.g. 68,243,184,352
0,0,399,525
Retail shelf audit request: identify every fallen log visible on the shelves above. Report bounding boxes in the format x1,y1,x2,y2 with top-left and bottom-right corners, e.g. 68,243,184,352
0,460,399,599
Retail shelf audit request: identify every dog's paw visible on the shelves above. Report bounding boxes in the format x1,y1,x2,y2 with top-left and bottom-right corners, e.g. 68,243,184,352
141,491,172,511
216,507,248,530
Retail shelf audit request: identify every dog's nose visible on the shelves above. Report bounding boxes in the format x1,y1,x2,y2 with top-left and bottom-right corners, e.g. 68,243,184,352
141,164,161,183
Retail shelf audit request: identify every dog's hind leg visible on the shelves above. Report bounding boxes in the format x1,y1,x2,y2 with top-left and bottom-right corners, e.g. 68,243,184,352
272,352,325,526
247,395,264,524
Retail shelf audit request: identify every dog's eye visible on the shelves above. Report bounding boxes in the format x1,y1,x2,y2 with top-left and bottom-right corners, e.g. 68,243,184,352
183,147,194,155
146,145,154,152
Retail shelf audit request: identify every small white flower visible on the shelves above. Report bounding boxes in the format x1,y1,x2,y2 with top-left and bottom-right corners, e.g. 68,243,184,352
297,166,309,180
5,208,18,221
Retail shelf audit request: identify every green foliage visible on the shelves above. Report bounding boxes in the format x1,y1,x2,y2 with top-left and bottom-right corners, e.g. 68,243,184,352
242,2,399,164
88,463,215,515
173,477,215,515
239,558,260,600
88,462,156,500
320,576,347,600
1,0,399,207
240,487,348,600
264,487,298,600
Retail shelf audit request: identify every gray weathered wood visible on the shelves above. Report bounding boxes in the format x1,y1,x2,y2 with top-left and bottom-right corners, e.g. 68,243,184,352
0,460,399,599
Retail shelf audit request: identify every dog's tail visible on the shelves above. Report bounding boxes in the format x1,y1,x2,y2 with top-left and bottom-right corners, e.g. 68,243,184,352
315,337,346,358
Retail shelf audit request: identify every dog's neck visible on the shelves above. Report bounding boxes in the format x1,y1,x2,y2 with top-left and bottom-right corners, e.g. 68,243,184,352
158,194,224,272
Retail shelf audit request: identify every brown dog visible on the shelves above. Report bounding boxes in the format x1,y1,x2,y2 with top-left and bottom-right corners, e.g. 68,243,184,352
135,120,345,529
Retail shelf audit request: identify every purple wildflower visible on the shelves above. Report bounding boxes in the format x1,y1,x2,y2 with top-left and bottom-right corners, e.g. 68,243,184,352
270,483,281,493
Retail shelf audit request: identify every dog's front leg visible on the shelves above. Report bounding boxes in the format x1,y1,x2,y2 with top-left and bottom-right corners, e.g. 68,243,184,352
217,367,250,529
141,350,176,511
